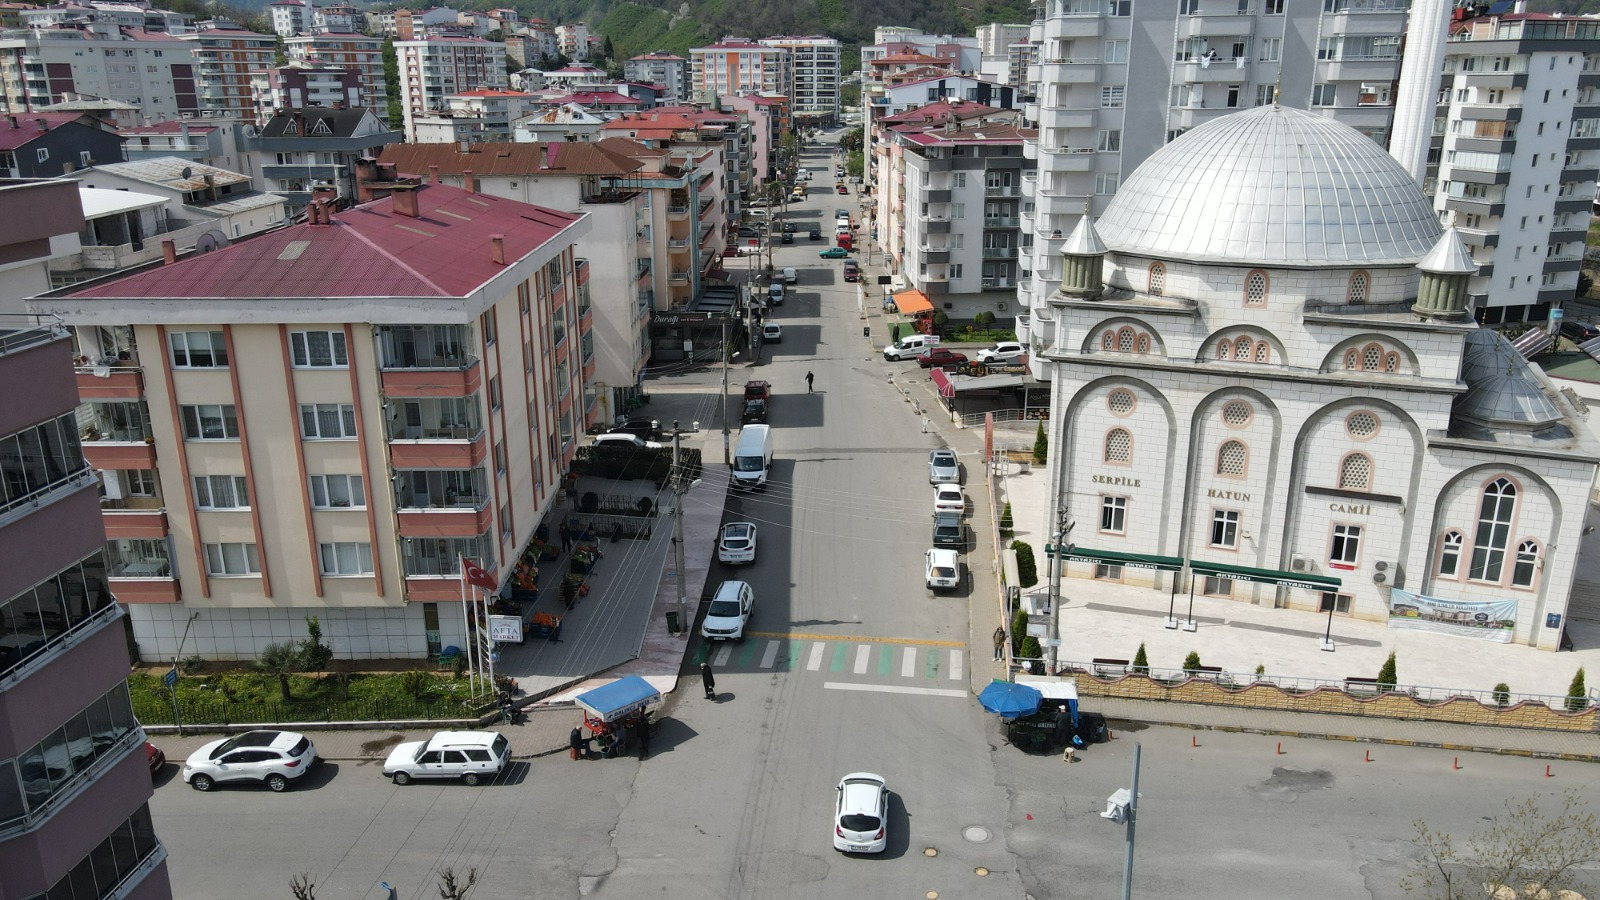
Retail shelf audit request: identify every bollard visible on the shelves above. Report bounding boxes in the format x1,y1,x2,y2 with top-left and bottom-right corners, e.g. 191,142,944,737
1364,749,1372,763
862,325,870,339
1546,764,1554,778
1275,741,1283,756
1192,734,1199,748
1452,756,1460,771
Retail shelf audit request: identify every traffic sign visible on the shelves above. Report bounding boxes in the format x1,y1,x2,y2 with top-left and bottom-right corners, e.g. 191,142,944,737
163,668,178,688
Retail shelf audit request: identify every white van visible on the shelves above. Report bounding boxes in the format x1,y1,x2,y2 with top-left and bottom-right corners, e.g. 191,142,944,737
883,334,942,360
732,424,773,490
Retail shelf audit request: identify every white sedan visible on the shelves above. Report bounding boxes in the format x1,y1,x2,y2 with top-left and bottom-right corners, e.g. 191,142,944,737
717,522,757,565
976,341,1029,365
933,484,964,513
834,772,890,853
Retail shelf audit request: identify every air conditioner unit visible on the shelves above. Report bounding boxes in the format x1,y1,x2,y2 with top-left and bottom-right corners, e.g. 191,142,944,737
1291,556,1315,573
1370,559,1395,584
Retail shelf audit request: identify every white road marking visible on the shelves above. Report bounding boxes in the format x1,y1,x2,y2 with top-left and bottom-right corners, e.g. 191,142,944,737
713,645,733,667
949,649,963,681
853,644,870,674
823,682,967,698
901,647,916,678
807,642,825,671
759,640,780,669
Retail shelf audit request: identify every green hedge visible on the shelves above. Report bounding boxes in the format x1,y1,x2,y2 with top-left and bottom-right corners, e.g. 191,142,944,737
129,671,486,726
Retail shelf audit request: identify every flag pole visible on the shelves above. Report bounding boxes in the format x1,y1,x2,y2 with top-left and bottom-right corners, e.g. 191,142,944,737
458,555,477,696
482,573,496,695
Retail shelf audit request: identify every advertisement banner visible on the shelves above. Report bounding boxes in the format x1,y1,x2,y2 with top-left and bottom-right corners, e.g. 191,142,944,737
488,615,522,645
1386,589,1517,643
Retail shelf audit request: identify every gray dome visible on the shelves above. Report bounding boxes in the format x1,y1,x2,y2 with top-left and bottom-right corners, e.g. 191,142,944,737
1096,105,1443,267
1454,328,1561,428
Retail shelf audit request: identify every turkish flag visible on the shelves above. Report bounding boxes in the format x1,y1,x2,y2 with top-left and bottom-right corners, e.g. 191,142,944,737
462,560,498,592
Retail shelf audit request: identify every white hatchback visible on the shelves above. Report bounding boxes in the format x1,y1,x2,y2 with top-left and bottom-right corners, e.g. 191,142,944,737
925,548,961,592
833,772,890,853
718,522,758,564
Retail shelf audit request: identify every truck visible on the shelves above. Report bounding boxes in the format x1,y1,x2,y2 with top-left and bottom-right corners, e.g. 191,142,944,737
732,424,773,491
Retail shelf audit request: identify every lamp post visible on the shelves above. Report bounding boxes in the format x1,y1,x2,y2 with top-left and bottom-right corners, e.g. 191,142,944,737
720,316,739,467
662,419,700,636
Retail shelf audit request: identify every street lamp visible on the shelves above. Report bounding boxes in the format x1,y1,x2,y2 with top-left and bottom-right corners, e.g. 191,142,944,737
663,419,701,636
721,317,739,467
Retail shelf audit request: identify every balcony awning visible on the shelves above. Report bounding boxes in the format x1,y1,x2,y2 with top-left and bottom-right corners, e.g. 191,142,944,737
1046,545,1183,572
893,290,934,315
1188,559,1341,590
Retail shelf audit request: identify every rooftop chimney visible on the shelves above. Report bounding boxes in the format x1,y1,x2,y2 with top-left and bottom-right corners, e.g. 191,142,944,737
35,118,47,132
161,239,177,265
7,115,16,129
428,164,440,184
391,183,421,218
490,234,506,265
463,169,476,193
545,143,556,170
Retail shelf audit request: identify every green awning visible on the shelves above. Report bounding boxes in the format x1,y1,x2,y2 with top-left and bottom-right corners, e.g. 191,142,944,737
1045,545,1184,572
1188,559,1342,591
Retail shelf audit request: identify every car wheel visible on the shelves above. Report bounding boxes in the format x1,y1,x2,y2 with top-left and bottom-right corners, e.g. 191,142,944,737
463,772,483,786
266,773,289,792
392,771,412,785
189,773,214,792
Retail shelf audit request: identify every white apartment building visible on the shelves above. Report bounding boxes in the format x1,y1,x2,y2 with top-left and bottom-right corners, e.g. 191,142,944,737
977,23,1031,58
395,36,508,141
313,4,358,35
690,38,790,101
269,0,311,37
556,23,589,60
0,25,200,120
285,32,388,121
862,30,982,73
625,51,690,103
1427,12,1600,324
760,35,841,121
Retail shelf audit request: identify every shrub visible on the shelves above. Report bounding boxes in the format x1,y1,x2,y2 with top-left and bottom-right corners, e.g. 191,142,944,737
1032,421,1048,465
1377,651,1398,691
1567,667,1588,713
1018,636,1042,673
974,310,996,328
180,655,204,675
1182,651,1202,673
399,670,432,698
1012,540,1037,587
300,616,333,673
1133,642,1148,674
1493,683,1510,707
1255,663,1267,678
1010,607,1029,654
999,501,1014,535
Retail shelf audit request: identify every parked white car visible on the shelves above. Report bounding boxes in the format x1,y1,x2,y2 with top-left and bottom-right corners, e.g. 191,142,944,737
782,267,798,284
833,772,890,853
762,322,783,343
718,522,758,564
383,731,510,785
925,548,961,592
976,341,1029,365
701,580,754,641
933,484,964,513
182,730,318,793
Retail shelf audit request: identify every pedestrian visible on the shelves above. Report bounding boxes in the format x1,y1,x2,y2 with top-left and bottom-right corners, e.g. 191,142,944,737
558,521,572,551
992,626,1006,661
805,371,815,393
569,726,586,761
701,661,717,700
638,718,651,760
614,723,629,756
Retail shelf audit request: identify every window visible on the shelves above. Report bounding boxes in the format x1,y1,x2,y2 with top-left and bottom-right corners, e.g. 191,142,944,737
1097,129,1122,152
1202,575,1233,597
1511,540,1540,588
1260,38,1281,61
1348,271,1369,303
1210,510,1240,548
1101,85,1124,108
169,331,228,368
289,330,348,367
1222,401,1252,427
1311,83,1335,107
204,542,260,576
1346,411,1379,438
300,403,357,439
1104,428,1131,463
1438,531,1463,577
310,474,365,508
319,542,374,575
1255,84,1275,107
192,475,248,509
494,440,507,475
1094,563,1124,580
1330,524,1361,566
180,404,239,440
1469,478,1516,581
1338,453,1372,491
1104,40,1128,64
1264,0,1283,11
1100,495,1126,533
1148,262,1165,295
482,312,497,345
1216,440,1247,476
1319,592,1352,615
1107,388,1136,416
1244,269,1268,305
36,147,48,163
1094,173,1119,195
499,502,513,541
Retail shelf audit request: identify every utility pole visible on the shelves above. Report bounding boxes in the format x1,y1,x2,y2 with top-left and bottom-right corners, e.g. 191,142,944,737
1047,510,1072,676
1121,743,1142,900
662,419,700,635
720,316,732,466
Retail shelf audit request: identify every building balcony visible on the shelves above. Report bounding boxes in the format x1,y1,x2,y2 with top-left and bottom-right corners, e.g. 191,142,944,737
1038,59,1101,84
983,247,1020,259
667,205,690,221
982,278,1017,290
100,496,169,539
985,184,1021,198
669,270,690,284
381,357,482,398
396,502,494,538
985,216,1021,228
575,257,590,287
1043,149,1096,172
1040,109,1098,130
920,248,950,264
1318,57,1399,81
388,431,489,470
1041,16,1103,40
74,365,144,400
925,218,951,234
260,163,347,181
668,238,689,252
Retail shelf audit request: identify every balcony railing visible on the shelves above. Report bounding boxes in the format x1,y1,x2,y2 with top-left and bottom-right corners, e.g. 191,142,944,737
105,538,173,578
984,216,1021,228
982,277,1018,289
378,325,475,370
983,247,1020,259
394,469,489,511
384,397,482,441
985,184,1020,197
80,401,152,443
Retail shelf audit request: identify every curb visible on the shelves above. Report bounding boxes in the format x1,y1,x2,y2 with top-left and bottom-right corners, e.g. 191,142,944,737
1113,719,1600,764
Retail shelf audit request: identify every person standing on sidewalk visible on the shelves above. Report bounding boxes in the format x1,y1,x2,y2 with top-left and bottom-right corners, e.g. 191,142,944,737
701,661,717,700
638,718,651,760
992,626,1006,661
569,726,586,761
559,521,572,551
805,371,815,393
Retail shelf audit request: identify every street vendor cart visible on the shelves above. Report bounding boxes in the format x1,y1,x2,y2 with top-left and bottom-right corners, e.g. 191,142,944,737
575,676,661,759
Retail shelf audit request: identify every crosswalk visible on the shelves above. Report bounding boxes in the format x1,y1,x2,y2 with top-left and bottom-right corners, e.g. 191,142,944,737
690,634,970,696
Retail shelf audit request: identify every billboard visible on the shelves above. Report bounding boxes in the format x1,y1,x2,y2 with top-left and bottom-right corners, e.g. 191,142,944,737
1386,589,1517,643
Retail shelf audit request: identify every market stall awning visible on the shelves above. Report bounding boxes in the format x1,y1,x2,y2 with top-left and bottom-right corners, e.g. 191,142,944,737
575,676,661,722
1047,545,1184,572
894,290,934,315
1189,559,1342,591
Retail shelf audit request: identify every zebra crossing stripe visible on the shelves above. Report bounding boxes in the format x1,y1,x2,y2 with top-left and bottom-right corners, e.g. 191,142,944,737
926,648,939,679
853,644,870,675
949,649,963,681
830,643,847,672
876,646,894,676
713,644,733,667
901,647,917,678
759,640,780,669
786,641,802,671
807,642,825,671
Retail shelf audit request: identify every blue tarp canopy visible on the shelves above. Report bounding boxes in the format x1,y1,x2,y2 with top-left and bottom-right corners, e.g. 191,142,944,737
978,680,1043,718
576,676,661,723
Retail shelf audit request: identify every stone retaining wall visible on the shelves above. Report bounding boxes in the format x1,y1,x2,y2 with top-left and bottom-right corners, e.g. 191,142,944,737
1073,671,1598,733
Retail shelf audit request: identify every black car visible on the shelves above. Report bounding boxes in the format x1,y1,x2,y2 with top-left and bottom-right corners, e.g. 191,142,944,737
608,416,661,441
781,232,794,244
782,222,796,233
932,511,964,548
1559,320,1600,344
741,399,768,425
809,228,821,241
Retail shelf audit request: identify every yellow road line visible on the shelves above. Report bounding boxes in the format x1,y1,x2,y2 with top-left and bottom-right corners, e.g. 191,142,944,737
744,631,966,648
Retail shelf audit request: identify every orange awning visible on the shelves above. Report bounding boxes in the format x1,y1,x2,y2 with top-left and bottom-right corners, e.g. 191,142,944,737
893,290,934,315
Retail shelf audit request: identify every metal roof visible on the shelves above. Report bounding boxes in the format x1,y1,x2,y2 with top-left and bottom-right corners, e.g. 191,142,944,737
78,186,166,218
88,157,251,192
1095,105,1442,267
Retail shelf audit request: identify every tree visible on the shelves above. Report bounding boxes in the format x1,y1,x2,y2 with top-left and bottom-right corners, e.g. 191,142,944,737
1377,651,1398,691
382,37,401,127
1010,606,1029,653
255,642,300,702
289,873,317,900
1493,683,1511,707
1404,788,1600,899
437,867,479,900
1018,636,1042,672
1132,642,1148,673
1032,421,1048,465
1182,651,1202,673
1567,667,1587,713
299,616,333,673
1578,271,1593,301
1011,540,1037,587
999,501,1014,534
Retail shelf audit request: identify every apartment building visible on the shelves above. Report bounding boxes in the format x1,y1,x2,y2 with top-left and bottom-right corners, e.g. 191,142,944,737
0,112,124,178
555,23,589,60
1425,12,1600,324
313,4,359,35
862,30,982,73
31,181,593,661
0,178,173,900
396,36,508,141
285,32,388,121
251,61,362,123
250,107,401,211
760,36,841,122
625,51,690,104
76,157,286,240
690,38,790,101
269,0,310,37
179,25,277,120
1017,0,1413,351
0,24,200,120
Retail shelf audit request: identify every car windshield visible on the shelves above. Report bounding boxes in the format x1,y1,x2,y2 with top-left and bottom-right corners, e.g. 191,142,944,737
839,813,881,832
723,536,750,548
708,600,743,617
734,455,764,472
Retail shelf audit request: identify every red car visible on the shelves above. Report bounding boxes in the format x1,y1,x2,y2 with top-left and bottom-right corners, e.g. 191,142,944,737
836,184,849,194
145,741,166,778
843,261,860,282
918,348,969,368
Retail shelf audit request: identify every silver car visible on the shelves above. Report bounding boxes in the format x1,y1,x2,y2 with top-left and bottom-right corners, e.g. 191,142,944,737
928,449,960,484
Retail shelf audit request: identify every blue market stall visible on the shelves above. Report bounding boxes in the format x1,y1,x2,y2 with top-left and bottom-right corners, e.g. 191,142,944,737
575,676,661,758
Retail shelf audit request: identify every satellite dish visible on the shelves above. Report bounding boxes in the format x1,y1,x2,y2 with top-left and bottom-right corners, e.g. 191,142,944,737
194,230,229,253
180,166,193,179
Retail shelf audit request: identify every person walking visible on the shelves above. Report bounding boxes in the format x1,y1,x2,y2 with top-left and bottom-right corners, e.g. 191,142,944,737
805,371,815,393
569,726,586,761
558,521,572,551
992,626,1006,661
701,661,717,700
638,718,651,760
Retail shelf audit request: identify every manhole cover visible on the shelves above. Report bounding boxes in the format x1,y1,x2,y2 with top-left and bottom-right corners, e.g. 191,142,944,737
925,893,939,899
924,847,939,857
975,867,990,877
963,825,991,843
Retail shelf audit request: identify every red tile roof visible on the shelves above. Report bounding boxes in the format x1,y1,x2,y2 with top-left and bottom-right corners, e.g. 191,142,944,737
69,184,582,301
0,113,82,150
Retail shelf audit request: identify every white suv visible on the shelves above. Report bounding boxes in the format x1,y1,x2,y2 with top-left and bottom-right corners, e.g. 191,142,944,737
182,729,318,792
383,731,510,785
701,580,754,641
